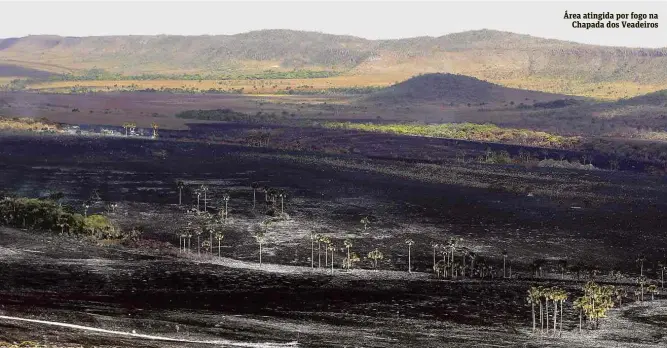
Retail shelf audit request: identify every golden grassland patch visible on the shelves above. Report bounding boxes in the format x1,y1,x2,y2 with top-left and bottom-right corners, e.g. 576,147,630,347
0,116,60,132
26,75,398,93
492,77,667,101
22,74,666,100
0,76,22,85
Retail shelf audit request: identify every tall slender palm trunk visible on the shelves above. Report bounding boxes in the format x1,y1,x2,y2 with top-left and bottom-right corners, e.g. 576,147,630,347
311,240,314,268
545,300,549,334
318,242,321,268
218,240,221,257
539,302,543,332
408,245,411,273
559,300,563,336
553,301,557,333
531,303,536,332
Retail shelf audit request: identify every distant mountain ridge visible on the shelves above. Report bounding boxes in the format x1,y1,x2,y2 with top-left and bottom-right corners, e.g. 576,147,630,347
2,29,667,98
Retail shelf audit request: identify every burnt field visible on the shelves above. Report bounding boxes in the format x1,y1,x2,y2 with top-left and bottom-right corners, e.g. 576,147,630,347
1,133,667,347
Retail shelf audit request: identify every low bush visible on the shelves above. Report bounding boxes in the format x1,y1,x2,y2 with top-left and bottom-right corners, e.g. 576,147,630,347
0,196,130,240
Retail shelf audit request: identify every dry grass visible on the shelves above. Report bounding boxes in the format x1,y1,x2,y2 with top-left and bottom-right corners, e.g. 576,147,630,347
25,75,398,94
0,117,60,132
23,74,667,100
496,76,667,101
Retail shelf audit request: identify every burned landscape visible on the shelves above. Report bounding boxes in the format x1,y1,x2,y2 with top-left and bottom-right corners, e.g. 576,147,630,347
2,5,667,347
0,128,667,347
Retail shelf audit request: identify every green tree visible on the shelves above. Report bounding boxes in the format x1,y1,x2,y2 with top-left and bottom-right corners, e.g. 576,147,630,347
368,248,384,270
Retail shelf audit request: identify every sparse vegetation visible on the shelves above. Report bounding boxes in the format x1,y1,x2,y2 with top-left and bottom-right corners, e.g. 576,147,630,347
324,121,581,149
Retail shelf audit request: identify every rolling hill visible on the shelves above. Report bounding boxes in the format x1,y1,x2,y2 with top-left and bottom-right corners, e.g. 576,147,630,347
2,29,667,98
362,73,574,106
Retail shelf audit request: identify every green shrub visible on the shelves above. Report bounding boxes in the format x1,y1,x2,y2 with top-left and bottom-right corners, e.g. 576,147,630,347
0,196,126,240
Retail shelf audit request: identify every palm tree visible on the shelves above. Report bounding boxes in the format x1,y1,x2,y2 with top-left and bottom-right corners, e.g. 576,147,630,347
186,231,192,252
278,189,287,215
321,236,331,267
405,239,414,273
615,287,627,307
177,181,185,205
57,217,69,235
647,284,658,301
659,259,667,289
440,245,448,278
193,226,204,256
536,286,544,332
448,238,460,279
526,287,540,332
221,192,230,221
263,185,270,201
543,287,552,335
122,122,130,136
360,216,369,231
502,250,508,278
254,230,266,266
310,232,318,269
636,254,647,277
638,276,647,302
344,239,352,270
316,233,322,268
179,232,187,253
200,185,210,212
368,248,383,270
215,232,224,257
573,296,586,333
460,247,470,278
553,288,568,335
431,242,439,269
328,244,335,274
250,182,259,210
151,122,159,138
201,240,211,254
82,201,90,217
195,190,201,211
207,225,215,255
